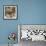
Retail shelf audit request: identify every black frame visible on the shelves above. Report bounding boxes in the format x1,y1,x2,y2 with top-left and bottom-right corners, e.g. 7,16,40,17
3,5,18,20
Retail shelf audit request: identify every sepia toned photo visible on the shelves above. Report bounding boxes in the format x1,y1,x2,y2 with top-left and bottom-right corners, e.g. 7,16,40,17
3,5,17,19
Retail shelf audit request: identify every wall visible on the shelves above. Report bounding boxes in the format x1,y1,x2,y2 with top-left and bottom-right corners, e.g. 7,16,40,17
0,0,46,44
20,0,46,24
0,0,19,44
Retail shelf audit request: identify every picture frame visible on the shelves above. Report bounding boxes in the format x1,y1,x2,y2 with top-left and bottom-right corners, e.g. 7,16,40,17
3,5,17,20
18,24,46,41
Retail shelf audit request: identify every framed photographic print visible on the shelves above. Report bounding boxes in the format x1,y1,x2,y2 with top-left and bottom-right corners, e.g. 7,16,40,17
3,5,17,20
18,24,46,41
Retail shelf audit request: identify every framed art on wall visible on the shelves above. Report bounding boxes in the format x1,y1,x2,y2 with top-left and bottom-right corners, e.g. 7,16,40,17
18,24,46,41
3,5,17,20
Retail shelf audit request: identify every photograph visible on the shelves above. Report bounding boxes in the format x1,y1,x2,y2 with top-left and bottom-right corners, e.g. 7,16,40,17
18,25,46,46
3,5,17,19
18,24,46,41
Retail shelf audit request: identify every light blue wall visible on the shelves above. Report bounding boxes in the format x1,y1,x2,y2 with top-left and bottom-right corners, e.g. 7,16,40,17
0,0,46,44
0,0,19,44
20,0,46,24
